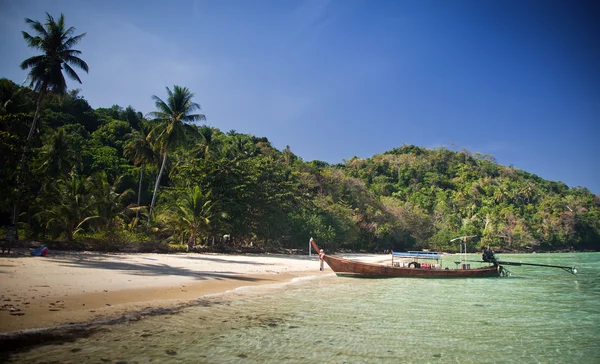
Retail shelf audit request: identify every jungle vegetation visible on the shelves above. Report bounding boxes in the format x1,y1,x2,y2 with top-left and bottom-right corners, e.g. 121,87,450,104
1,13,598,253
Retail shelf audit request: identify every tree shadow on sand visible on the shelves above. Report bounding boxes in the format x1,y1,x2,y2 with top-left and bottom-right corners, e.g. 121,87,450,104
173,255,274,265
53,257,269,282
0,250,133,260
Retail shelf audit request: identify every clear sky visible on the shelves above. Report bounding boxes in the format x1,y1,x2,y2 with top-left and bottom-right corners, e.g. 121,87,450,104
1,0,598,194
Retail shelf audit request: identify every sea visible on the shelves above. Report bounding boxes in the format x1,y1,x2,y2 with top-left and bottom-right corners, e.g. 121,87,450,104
5,252,600,364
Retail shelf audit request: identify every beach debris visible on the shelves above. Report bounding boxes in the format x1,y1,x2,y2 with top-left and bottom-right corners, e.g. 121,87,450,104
30,246,48,256
10,312,25,316
166,350,177,356
237,354,248,358
70,348,82,353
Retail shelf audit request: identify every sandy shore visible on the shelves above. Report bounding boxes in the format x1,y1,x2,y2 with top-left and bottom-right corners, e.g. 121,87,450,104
0,250,332,334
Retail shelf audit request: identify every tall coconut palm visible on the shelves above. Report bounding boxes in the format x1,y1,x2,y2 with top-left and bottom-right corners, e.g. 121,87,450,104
147,85,205,221
14,13,88,229
124,121,155,220
20,12,88,143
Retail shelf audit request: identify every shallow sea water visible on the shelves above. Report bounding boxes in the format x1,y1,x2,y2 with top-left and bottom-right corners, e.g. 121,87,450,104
7,252,600,363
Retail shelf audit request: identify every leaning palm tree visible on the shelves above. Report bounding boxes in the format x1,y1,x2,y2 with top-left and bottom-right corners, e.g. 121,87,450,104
147,85,205,221
20,12,88,143
14,13,88,230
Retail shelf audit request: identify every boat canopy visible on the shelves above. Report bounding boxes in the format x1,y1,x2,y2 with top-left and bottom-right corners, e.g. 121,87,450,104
392,251,442,259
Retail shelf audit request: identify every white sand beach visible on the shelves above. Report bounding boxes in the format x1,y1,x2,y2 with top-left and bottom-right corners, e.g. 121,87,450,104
0,250,337,333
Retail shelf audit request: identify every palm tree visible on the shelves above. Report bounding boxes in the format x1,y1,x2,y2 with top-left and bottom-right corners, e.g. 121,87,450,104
35,127,78,179
158,186,215,250
14,13,88,229
124,121,155,220
227,134,258,161
38,170,99,241
90,172,135,229
195,125,219,160
20,12,88,144
147,85,205,221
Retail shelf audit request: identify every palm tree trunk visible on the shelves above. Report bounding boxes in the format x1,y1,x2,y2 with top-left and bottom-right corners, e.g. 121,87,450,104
11,91,45,228
148,152,168,222
27,92,44,141
136,164,144,220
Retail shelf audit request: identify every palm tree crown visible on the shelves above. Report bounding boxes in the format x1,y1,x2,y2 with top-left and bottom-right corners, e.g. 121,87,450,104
21,13,89,94
149,85,206,153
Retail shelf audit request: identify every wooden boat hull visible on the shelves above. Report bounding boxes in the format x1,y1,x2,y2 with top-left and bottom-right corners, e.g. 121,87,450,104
323,255,500,278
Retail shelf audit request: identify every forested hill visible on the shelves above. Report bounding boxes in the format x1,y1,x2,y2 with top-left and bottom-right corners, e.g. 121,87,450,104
339,146,599,251
1,78,599,253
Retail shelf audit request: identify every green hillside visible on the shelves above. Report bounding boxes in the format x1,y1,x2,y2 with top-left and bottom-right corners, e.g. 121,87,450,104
1,77,598,253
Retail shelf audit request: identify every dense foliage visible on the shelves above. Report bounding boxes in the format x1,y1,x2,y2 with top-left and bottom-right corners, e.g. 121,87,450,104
1,13,598,253
1,76,598,253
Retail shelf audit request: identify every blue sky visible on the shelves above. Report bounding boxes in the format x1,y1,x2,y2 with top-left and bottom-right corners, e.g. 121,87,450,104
1,0,598,194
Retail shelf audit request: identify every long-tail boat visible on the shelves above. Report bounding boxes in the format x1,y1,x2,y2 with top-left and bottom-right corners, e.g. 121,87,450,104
310,238,576,278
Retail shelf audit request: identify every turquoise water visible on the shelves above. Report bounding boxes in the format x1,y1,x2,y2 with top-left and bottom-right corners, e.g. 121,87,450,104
7,253,600,363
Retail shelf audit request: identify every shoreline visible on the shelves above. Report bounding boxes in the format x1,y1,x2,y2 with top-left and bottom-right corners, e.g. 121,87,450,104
0,250,327,336
0,271,326,359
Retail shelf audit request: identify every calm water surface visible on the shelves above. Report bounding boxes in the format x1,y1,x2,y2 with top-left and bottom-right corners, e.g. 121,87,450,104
7,252,600,363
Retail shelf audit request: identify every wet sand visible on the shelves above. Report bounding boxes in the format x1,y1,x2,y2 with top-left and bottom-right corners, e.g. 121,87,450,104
0,251,328,334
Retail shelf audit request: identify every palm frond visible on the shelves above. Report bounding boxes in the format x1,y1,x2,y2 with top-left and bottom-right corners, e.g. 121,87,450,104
151,95,172,115
62,33,86,50
25,18,48,38
74,215,101,234
64,54,89,73
62,63,83,84
20,55,45,70
21,32,43,49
